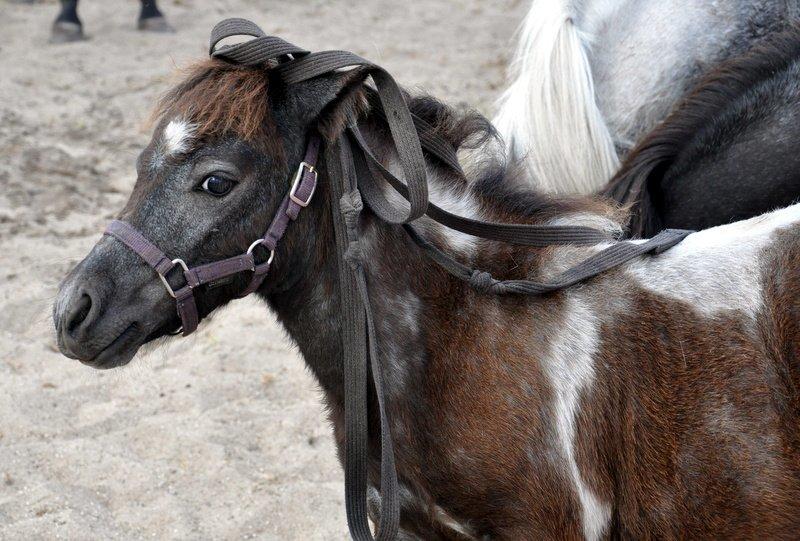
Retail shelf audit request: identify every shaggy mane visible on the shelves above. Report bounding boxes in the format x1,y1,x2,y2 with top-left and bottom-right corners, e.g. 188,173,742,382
153,57,615,225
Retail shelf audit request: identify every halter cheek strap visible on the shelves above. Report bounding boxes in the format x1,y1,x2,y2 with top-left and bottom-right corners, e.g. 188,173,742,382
104,135,320,336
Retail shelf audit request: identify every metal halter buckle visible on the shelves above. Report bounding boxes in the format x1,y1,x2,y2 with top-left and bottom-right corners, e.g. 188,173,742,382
247,239,276,266
157,258,189,298
289,161,317,207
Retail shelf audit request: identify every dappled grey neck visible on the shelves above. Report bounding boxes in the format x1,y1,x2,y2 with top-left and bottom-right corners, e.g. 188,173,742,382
259,136,436,410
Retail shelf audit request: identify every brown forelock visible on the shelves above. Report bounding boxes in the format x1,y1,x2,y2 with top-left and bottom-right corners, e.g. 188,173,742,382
152,58,285,162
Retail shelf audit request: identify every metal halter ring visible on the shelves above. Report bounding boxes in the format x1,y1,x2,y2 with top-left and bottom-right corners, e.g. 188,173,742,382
247,239,276,266
157,258,189,298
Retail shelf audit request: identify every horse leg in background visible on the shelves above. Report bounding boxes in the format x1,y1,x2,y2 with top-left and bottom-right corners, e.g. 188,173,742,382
137,0,174,33
50,0,174,44
50,0,85,44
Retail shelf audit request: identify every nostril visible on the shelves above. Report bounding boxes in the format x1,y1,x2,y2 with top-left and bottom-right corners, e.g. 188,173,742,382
67,293,93,336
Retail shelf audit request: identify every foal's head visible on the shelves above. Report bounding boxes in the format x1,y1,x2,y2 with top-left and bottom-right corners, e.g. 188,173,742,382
53,59,367,368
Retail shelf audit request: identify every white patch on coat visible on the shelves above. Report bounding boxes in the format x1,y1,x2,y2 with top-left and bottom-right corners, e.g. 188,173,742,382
161,119,196,157
423,181,483,256
626,203,800,317
547,211,623,238
541,294,611,540
369,485,478,540
432,504,478,539
381,155,483,257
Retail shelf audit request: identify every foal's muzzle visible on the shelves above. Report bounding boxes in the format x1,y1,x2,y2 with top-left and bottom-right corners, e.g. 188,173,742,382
53,239,176,369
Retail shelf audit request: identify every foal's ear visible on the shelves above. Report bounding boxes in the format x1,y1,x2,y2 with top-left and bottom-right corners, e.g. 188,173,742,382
277,68,371,140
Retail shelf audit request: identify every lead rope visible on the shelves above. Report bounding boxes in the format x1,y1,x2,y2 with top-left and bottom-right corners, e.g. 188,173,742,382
331,138,400,540
208,18,692,540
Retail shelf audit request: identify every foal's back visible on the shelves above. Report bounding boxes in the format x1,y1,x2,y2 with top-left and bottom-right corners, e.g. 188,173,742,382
406,203,800,538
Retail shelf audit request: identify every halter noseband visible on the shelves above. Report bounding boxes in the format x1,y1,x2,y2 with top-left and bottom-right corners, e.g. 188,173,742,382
104,135,321,336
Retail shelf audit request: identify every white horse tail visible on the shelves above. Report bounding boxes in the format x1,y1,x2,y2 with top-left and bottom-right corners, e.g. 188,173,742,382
494,0,620,195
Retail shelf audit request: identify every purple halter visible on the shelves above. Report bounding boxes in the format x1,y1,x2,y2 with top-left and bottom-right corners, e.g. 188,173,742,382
104,135,321,336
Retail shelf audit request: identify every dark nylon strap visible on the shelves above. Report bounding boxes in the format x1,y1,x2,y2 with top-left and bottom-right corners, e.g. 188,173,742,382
363,88,463,175
348,125,614,246
329,139,400,541
209,17,310,60
404,225,692,294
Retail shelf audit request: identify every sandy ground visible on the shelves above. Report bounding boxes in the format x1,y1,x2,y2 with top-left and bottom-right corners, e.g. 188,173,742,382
0,0,525,538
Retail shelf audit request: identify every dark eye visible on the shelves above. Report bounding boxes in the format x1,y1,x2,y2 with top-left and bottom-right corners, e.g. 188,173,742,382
200,175,235,196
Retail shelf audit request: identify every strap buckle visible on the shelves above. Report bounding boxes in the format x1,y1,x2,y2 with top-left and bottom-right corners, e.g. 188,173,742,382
157,258,190,298
289,161,317,207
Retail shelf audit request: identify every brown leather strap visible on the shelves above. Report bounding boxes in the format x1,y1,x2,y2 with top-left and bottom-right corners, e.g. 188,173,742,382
240,136,320,296
174,286,199,335
184,254,255,288
105,220,174,275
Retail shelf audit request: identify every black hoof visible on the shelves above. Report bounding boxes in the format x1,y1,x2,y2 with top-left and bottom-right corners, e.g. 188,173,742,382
49,21,86,44
137,16,175,33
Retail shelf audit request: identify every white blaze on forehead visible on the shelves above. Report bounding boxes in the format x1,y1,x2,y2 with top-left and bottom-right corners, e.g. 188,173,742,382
162,119,196,156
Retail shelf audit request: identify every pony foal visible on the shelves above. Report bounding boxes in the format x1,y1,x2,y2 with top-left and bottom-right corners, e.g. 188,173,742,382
54,52,800,539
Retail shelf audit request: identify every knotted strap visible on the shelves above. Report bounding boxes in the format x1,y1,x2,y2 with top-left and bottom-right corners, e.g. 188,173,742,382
404,225,692,294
